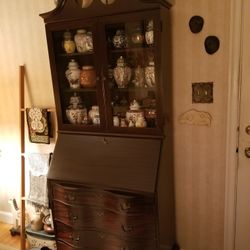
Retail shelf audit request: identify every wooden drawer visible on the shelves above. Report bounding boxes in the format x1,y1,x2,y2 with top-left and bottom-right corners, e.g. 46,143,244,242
55,222,157,250
52,183,155,214
53,200,156,238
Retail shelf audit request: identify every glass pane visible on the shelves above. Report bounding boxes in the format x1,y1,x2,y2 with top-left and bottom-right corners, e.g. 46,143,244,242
105,19,157,129
52,25,101,127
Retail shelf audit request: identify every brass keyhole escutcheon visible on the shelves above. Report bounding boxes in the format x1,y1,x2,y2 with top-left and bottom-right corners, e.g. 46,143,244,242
246,126,250,135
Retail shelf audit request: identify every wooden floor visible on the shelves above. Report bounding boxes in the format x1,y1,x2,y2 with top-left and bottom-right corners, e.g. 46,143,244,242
0,222,20,248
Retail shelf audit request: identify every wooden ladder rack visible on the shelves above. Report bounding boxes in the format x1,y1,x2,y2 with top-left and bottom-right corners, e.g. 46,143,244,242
19,65,26,250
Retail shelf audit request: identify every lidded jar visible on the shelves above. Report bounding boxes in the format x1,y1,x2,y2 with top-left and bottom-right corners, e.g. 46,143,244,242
112,30,127,49
145,20,154,45
80,65,97,88
135,113,147,128
131,27,144,46
66,93,87,124
30,212,44,231
88,105,100,125
145,59,155,87
132,65,145,87
85,31,93,52
65,59,81,89
63,31,76,54
126,99,144,125
113,56,132,88
74,29,88,53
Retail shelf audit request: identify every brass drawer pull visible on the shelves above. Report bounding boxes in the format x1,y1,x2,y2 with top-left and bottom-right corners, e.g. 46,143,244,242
122,224,133,232
68,234,80,242
74,235,80,242
64,193,76,201
69,213,78,222
96,193,103,199
98,232,105,239
120,202,131,210
96,211,104,217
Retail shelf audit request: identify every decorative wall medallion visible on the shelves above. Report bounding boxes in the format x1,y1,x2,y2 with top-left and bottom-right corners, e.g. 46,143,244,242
192,82,213,103
204,36,220,54
189,15,204,33
179,109,212,127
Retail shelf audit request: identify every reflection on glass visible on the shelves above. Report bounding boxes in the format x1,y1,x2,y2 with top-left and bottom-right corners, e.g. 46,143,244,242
105,19,157,129
53,26,100,127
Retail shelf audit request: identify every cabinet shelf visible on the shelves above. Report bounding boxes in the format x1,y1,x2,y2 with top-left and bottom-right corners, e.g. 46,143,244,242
108,46,155,54
64,88,97,93
110,87,156,92
57,51,94,57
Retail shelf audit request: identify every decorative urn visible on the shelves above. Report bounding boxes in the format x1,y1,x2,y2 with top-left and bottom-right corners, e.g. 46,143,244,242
74,29,88,53
131,27,144,46
63,31,76,54
135,113,147,128
145,20,154,45
145,59,156,87
88,105,100,125
66,93,87,124
80,65,97,88
86,31,93,52
112,30,127,48
126,99,144,126
132,65,145,87
65,59,81,89
113,56,132,88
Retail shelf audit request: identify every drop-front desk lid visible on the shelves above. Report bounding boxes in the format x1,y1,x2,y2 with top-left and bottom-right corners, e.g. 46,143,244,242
48,134,162,194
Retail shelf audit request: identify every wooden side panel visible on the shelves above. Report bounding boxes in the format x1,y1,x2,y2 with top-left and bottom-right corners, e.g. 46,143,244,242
48,134,162,193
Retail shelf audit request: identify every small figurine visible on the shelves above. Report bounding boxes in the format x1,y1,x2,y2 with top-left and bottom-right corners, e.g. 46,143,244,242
135,114,147,128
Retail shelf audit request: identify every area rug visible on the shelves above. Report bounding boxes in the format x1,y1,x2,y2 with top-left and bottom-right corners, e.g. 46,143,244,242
0,244,18,250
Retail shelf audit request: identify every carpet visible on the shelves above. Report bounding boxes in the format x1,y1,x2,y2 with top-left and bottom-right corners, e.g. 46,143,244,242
0,244,18,250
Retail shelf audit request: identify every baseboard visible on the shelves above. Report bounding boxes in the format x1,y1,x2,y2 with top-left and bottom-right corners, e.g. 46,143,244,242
0,210,13,224
160,245,172,250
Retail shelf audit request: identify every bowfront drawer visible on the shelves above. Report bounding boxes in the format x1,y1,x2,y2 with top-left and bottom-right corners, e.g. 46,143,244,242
52,183,155,214
53,200,156,238
52,183,106,206
55,222,157,250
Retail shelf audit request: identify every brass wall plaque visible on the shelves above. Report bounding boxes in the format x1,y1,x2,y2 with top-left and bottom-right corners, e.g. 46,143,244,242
192,82,213,103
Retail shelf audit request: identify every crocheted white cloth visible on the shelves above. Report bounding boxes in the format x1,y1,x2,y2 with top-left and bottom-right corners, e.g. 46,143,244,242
27,153,50,207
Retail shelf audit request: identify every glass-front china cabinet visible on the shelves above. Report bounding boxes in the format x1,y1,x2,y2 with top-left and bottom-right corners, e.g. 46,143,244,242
41,0,172,249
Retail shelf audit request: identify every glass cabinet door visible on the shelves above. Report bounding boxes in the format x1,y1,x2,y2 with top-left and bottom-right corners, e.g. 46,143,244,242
50,22,104,130
103,17,161,134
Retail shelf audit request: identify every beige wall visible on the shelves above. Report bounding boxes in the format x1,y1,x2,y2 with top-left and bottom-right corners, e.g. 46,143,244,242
171,0,230,249
0,1,231,250
0,0,55,214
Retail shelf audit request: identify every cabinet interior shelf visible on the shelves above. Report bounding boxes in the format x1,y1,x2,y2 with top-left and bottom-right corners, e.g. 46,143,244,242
64,88,97,92
57,51,94,57
110,87,156,92
108,46,155,54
